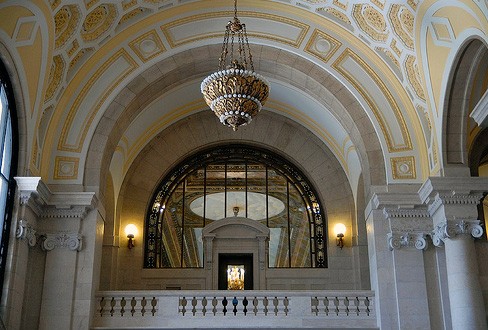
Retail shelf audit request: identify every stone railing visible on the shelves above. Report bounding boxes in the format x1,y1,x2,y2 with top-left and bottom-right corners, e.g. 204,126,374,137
92,290,377,329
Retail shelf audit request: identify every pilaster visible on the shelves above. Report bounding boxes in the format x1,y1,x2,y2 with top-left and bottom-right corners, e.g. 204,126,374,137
420,177,488,330
380,201,432,330
5,177,100,330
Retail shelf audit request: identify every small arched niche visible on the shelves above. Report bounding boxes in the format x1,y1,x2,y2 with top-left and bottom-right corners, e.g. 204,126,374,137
202,217,270,290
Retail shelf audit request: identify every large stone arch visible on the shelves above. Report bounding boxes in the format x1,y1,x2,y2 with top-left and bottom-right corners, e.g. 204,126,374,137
84,44,385,204
443,38,488,167
103,110,362,289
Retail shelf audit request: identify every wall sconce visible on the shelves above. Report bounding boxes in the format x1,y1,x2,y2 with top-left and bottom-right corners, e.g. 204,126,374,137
334,223,346,249
125,224,138,249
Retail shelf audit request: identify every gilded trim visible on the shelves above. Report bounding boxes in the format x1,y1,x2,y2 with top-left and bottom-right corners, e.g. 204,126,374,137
58,49,138,152
53,156,80,180
391,156,416,180
161,11,309,49
304,29,342,63
332,48,412,152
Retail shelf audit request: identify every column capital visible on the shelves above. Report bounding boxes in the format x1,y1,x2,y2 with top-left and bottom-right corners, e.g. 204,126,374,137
15,219,37,247
387,232,428,250
41,232,83,251
431,219,484,247
382,206,432,251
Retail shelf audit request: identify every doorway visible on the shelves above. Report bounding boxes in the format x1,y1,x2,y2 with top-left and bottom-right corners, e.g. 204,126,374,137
218,254,254,290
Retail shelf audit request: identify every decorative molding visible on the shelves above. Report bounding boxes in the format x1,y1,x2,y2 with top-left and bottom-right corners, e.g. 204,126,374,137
387,232,428,250
428,192,485,216
15,220,37,247
383,207,430,219
419,177,488,211
431,219,484,247
304,29,342,63
470,89,488,127
42,233,83,251
161,11,309,49
42,205,91,220
53,156,79,180
332,48,412,153
390,156,416,179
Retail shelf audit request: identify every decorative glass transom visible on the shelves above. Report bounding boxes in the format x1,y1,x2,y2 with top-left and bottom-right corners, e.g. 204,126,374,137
144,145,326,268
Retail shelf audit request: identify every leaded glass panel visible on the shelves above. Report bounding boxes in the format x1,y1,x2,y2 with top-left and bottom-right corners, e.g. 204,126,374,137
144,145,327,268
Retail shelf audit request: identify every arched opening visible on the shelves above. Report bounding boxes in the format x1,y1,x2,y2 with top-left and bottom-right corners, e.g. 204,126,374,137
144,144,327,270
444,39,488,166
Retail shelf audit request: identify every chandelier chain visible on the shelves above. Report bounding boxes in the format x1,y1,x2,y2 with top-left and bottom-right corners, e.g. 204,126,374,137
201,0,269,130
243,24,254,71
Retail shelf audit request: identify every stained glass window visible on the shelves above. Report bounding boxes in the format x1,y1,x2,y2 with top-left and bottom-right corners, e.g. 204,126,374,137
144,145,326,268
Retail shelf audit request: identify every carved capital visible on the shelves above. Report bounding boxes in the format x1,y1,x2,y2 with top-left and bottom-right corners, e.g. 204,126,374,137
387,232,428,251
42,233,83,251
431,219,484,247
15,220,37,247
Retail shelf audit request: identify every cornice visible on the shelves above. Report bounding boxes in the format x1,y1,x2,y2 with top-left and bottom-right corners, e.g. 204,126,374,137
41,204,93,219
369,191,422,210
419,177,488,204
15,176,98,220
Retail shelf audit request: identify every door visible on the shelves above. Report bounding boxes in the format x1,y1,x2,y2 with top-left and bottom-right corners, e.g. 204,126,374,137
218,253,254,290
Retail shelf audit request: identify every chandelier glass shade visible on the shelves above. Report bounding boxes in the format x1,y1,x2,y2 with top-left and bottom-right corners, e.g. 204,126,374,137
201,0,269,131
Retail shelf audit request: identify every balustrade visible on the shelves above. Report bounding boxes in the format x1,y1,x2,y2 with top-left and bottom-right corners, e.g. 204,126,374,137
93,290,376,329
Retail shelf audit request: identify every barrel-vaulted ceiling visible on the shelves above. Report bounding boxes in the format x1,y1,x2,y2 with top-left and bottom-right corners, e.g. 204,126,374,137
0,0,487,198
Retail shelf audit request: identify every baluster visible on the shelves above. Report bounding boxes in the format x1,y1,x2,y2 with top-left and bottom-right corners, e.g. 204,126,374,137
344,297,350,316
151,297,157,316
222,296,228,315
99,297,106,317
311,297,318,315
263,297,268,316
353,297,360,316
212,297,218,316
180,297,187,316
202,297,207,316
337,296,347,317
324,297,331,316
365,296,371,316
283,297,289,316
243,297,248,315
120,297,126,316
141,297,147,316
130,297,136,316
191,297,197,316
273,297,279,315
357,297,369,316
252,297,259,315
232,297,238,315
334,297,340,316
110,297,115,316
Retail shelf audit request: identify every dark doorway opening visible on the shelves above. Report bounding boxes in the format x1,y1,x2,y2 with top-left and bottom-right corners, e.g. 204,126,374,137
218,253,253,290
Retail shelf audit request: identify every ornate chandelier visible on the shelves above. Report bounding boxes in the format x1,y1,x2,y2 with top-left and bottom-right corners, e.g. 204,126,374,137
201,0,269,131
